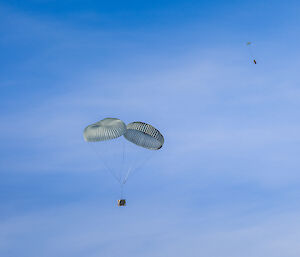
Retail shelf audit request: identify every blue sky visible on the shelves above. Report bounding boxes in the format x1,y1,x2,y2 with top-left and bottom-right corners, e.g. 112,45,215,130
1,0,300,256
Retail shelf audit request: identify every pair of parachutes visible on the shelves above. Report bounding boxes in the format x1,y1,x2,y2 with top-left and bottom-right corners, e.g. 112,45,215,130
84,118,164,150
84,118,164,201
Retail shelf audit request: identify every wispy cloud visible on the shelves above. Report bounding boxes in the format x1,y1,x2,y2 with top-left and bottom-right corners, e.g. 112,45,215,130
1,200,300,257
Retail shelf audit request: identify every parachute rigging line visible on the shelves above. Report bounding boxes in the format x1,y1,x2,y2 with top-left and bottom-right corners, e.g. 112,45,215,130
246,42,257,64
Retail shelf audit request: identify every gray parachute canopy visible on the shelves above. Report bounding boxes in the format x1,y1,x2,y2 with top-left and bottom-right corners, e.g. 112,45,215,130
83,118,126,142
124,122,164,150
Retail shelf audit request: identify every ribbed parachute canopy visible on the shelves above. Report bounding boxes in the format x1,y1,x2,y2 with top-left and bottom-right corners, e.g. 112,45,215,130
83,118,126,142
124,122,164,150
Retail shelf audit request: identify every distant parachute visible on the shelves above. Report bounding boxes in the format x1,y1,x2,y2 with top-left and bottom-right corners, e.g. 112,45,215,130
84,118,164,206
246,42,257,64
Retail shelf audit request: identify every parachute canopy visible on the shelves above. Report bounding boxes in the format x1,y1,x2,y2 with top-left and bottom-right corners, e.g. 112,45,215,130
83,118,126,142
124,122,164,150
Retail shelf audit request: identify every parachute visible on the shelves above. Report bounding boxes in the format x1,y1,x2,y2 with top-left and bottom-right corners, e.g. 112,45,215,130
246,42,257,64
124,122,164,150
84,118,127,142
84,118,164,205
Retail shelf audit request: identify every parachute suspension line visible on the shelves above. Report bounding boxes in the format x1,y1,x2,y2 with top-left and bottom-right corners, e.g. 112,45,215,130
122,164,135,185
89,143,122,184
248,45,254,58
122,146,146,184
120,142,140,185
118,141,127,199
119,140,126,184
246,42,257,64
123,151,156,185
120,147,140,184
113,140,124,183
120,183,124,199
